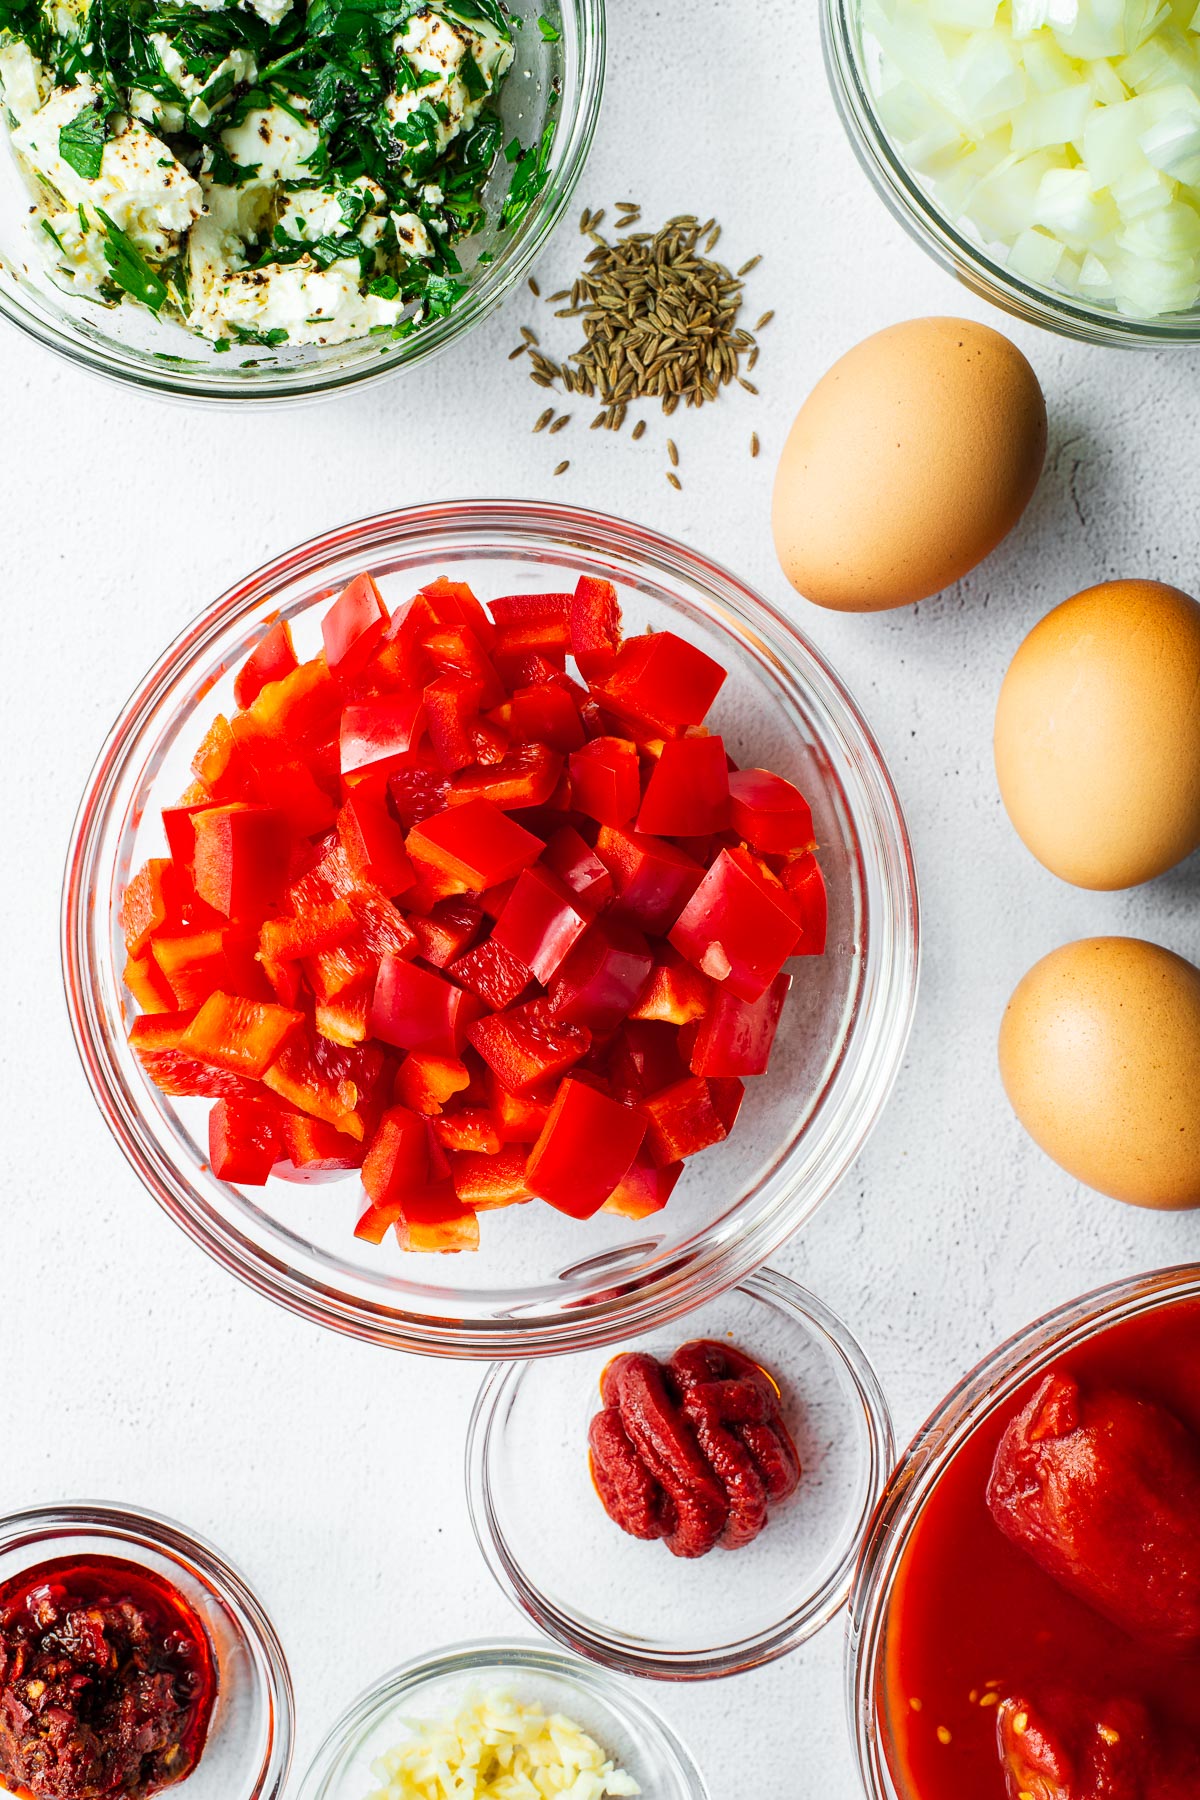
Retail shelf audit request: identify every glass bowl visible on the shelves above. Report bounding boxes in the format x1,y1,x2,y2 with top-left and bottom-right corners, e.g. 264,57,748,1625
822,0,1200,347
847,1261,1200,1800
466,1267,894,1680
62,500,919,1359
296,1639,707,1800
0,1500,293,1800
0,0,603,401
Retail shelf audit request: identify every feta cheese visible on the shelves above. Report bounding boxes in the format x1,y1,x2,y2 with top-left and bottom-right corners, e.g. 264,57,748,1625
392,210,435,258
221,100,320,182
193,254,404,345
0,41,48,124
387,3,514,152
11,79,202,256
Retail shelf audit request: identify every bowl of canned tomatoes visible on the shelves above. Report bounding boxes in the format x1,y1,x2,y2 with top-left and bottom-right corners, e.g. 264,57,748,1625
63,500,919,1358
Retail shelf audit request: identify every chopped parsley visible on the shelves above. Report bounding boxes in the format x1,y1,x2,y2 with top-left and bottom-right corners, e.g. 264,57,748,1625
536,15,560,41
58,103,107,180
96,207,168,311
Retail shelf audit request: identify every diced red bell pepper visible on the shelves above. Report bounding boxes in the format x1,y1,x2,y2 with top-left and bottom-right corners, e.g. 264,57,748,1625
260,898,356,963
670,847,801,1001
607,1020,687,1102
407,799,543,891
781,851,827,956
451,1144,531,1209
322,572,390,678
151,926,266,1010
314,981,372,1047
433,1108,502,1154
338,791,414,898
542,826,614,911
505,682,585,754
488,592,572,654
448,938,531,1011
640,1075,736,1166
424,674,483,773
408,897,482,968
569,737,641,826
208,1097,281,1185
591,630,726,735
450,743,562,811
689,972,792,1077
359,1106,441,1213
419,576,496,647
261,1027,371,1139
236,746,340,840
272,1112,365,1180
122,859,173,956
123,951,177,1015
340,694,427,782
467,998,591,1095
191,714,250,801
234,619,298,711
729,769,815,855
636,735,731,837
421,625,504,709
129,1012,261,1102
191,803,288,921
161,802,210,869
492,866,590,985
603,1149,684,1220
629,947,711,1025
180,990,301,1077
494,646,567,690
396,1207,481,1253
527,1078,647,1219
595,826,703,933
570,575,623,679
486,1072,551,1142
550,922,653,1032
470,717,511,766
395,1051,471,1115
234,656,340,752
372,955,478,1056
388,756,452,827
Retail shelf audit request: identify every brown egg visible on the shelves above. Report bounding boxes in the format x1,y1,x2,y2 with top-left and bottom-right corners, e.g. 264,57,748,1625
999,937,1200,1211
771,317,1047,613
994,579,1200,890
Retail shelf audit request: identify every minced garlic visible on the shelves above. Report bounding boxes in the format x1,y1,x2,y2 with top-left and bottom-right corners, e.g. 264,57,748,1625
365,1690,641,1800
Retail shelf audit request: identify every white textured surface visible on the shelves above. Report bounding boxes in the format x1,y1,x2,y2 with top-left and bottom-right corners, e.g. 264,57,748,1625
3,2,1200,1797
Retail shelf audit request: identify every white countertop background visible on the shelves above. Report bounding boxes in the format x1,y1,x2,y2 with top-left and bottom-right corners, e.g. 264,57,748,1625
4,1,1200,1794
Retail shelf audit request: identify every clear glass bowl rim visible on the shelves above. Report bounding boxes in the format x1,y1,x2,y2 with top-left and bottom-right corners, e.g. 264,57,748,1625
821,0,1200,348
0,0,605,403
466,1266,896,1681
845,1260,1200,1799
61,498,920,1359
0,1498,295,1800
295,1636,709,1800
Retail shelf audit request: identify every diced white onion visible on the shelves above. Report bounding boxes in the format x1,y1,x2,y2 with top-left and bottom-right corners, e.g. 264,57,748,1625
864,0,1200,315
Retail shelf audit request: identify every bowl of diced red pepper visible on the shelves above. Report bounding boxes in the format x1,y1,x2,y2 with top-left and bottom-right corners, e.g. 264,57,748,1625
64,503,918,1357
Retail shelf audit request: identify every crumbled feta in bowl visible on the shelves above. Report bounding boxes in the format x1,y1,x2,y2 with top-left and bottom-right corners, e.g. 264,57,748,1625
0,0,604,396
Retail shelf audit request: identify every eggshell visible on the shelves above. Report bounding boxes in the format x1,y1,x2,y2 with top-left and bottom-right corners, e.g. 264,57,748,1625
999,936,1200,1211
994,579,1200,890
771,317,1047,613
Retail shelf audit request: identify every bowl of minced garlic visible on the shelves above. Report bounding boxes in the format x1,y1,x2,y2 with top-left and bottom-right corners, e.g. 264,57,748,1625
297,1644,708,1800
367,1692,639,1800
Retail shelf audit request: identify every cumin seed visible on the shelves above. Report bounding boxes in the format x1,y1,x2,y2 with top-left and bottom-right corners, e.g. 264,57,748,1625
667,471,682,490
549,414,571,433
632,419,647,440
750,431,760,458
667,438,679,467
554,460,570,476
533,407,554,432
528,277,541,297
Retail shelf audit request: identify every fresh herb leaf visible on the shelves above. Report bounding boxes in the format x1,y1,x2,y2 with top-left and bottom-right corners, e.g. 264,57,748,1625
96,208,168,311
501,119,555,230
58,105,108,181
536,16,560,41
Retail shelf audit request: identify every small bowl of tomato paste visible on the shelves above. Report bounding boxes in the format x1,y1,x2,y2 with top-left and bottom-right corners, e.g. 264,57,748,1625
466,1268,894,1679
848,1263,1200,1800
0,1502,293,1800
63,501,918,1359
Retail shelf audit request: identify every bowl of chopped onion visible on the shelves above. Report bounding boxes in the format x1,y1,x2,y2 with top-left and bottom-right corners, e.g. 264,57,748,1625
296,1640,707,1800
823,0,1200,344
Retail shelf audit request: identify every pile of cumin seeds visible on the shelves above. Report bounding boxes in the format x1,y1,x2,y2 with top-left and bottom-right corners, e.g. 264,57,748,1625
513,209,770,487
